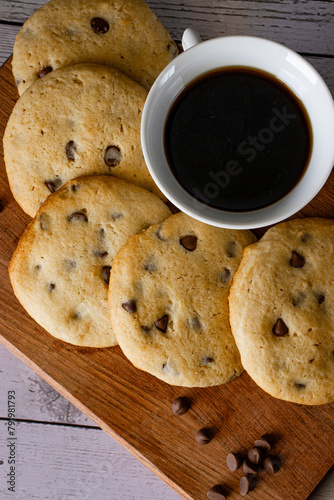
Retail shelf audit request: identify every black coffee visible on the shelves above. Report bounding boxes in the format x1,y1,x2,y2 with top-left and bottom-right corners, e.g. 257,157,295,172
164,67,312,212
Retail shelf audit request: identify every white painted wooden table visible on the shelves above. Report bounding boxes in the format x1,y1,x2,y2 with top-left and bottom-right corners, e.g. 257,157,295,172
1,1,334,499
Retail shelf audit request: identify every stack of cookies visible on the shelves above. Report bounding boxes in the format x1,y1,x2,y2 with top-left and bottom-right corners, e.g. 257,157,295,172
4,0,334,406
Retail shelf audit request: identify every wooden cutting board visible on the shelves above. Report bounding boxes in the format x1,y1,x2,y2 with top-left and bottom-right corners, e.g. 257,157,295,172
1,56,334,500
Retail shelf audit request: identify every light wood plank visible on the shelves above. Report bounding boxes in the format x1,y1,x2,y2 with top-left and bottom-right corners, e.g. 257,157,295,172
0,421,181,499
0,0,334,55
0,343,97,426
0,24,18,66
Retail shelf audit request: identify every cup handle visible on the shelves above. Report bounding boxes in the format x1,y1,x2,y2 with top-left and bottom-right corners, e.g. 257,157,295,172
181,28,202,51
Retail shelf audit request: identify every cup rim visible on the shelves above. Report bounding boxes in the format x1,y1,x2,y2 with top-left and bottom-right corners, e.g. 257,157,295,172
141,35,334,229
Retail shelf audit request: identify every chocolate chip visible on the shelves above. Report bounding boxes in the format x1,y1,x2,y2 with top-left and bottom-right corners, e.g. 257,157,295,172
91,17,109,34
71,311,82,320
242,458,258,475
273,318,289,336
110,212,123,220
39,212,51,231
141,325,151,333
172,396,191,416
144,260,156,272
94,250,108,258
45,178,62,193
227,452,243,471
48,283,55,292
301,233,310,243
292,291,305,307
295,382,306,389
38,66,52,78
316,293,325,305
68,212,88,222
220,268,231,284
201,356,214,365
0,200,4,213
104,146,121,166
64,259,76,270
180,235,197,251
239,475,258,496
155,315,168,332
101,266,111,285
207,485,226,500
195,428,211,445
122,299,137,314
247,447,265,465
290,251,305,268
226,241,237,257
72,183,79,192
156,227,166,241
254,434,272,451
189,316,201,330
65,140,76,161
263,455,282,474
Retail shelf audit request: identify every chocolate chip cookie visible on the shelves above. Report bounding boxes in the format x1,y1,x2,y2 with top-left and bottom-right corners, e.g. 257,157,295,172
109,212,256,386
12,0,178,95
229,217,334,405
9,176,171,347
4,63,163,217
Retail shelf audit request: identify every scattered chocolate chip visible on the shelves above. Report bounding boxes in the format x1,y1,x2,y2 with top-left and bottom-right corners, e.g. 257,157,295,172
309,358,315,363
155,315,168,333
91,17,109,34
101,266,111,285
68,212,88,222
273,318,289,337
254,434,272,451
239,475,258,496
227,452,243,471
263,455,282,474
110,212,123,220
65,140,76,161
38,66,52,78
104,146,121,166
220,268,231,284
172,396,191,416
180,235,197,251
316,293,325,305
290,251,305,268
48,283,55,292
94,250,108,258
122,299,137,314
247,447,265,465
195,428,212,445
72,183,79,192
35,264,41,270
242,458,258,475
207,485,226,500
0,200,4,213
39,212,51,231
45,178,62,193
295,382,306,389
201,356,214,365
226,241,237,257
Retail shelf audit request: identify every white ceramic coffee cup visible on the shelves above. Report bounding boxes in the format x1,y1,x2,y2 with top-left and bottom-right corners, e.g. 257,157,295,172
141,29,334,229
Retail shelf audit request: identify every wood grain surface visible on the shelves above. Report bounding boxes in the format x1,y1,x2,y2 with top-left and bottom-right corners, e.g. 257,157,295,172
1,0,334,498
1,53,334,500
